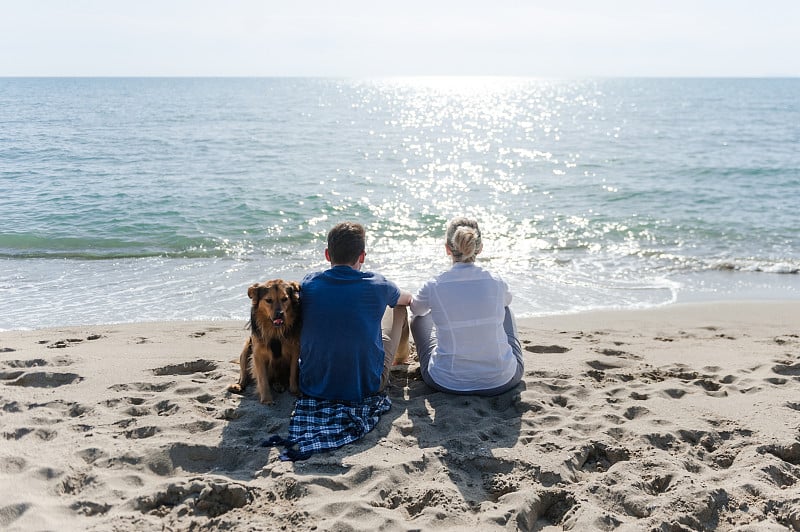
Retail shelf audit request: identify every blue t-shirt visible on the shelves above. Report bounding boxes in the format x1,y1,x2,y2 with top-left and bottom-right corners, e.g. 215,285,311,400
299,265,401,402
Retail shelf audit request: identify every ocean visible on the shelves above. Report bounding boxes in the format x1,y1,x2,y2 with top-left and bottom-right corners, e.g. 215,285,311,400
1,77,798,330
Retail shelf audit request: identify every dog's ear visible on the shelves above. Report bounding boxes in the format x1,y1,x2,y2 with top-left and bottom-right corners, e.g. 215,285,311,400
287,281,300,302
286,281,300,305
247,283,261,302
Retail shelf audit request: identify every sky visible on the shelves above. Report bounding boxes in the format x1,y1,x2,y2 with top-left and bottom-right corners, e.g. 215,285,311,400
1,0,798,77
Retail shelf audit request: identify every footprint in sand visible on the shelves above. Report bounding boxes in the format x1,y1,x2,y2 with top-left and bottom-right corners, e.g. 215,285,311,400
25,400,92,420
0,456,27,474
644,432,679,451
70,501,112,517
771,361,800,377
698,326,736,340
572,441,631,473
640,473,674,495
124,404,151,417
43,335,103,349
125,426,160,439
155,399,179,415
597,348,641,360
76,447,108,464
0,370,25,381
2,355,81,388
6,372,83,388
3,427,58,441
762,465,796,489
151,359,218,376
107,394,180,418
586,369,606,382
377,485,467,517
0,503,30,528
56,471,96,496
484,473,520,501
551,395,569,408
586,359,626,371
3,427,34,439
758,442,800,466
519,489,578,529
134,478,252,518
773,333,799,345
525,345,571,354
194,393,215,404
623,406,650,420
178,420,218,434
2,356,73,381
693,378,723,392
3,358,47,368
662,388,688,399
0,401,22,413
108,382,176,393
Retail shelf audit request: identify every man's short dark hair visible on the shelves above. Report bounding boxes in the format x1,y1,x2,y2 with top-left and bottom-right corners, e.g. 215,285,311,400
327,222,366,265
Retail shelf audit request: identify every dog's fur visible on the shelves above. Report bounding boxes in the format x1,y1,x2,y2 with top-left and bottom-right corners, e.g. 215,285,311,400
227,279,301,404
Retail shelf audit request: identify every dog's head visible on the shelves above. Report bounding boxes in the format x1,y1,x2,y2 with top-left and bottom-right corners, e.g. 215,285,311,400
248,279,300,328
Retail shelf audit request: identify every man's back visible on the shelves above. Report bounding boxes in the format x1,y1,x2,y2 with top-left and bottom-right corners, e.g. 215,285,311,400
299,265,400,402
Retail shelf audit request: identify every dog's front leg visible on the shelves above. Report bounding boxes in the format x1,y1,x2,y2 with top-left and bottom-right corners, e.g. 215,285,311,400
253,353,275,405
227,338,252,394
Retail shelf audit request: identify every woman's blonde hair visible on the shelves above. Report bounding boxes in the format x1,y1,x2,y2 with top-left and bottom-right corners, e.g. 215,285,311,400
446,217,482,263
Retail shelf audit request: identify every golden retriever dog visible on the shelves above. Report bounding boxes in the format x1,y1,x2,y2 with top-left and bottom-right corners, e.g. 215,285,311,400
227,279,301,404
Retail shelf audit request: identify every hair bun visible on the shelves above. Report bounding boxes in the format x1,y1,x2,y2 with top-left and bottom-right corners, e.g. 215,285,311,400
446,218,482,263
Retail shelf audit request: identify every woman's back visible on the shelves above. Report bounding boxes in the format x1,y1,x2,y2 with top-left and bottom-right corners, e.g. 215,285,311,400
410,216,524,396
411,262,516,391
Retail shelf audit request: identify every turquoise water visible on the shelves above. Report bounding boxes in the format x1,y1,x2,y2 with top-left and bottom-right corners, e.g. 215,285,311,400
1,78,798,329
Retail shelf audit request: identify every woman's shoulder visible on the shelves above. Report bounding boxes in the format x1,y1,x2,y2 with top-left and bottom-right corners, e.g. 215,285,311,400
467,263,504,278
474,265,510,289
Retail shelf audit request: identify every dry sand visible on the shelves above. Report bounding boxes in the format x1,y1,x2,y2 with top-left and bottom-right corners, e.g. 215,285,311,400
1,301,799,531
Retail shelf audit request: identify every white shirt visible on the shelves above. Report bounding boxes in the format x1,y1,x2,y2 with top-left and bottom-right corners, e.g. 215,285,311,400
411,262,516,391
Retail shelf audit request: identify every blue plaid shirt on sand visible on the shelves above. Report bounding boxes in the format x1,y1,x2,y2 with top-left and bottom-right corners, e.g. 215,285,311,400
262,394,391,461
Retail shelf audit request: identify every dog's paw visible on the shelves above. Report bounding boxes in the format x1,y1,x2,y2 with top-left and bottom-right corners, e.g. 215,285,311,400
259,397,275,406
289,384,300,396
227,383,244,394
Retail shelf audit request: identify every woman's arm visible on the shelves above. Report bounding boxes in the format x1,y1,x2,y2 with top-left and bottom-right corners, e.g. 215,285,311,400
409,283,430,316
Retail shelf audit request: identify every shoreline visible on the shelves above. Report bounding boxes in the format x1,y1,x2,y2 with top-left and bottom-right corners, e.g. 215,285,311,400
2,300,799,530
3,259,800,332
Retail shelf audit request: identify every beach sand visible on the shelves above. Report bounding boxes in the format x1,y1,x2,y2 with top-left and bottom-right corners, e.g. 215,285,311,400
1,301,799,531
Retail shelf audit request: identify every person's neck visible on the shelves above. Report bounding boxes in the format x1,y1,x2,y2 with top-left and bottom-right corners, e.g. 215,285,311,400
332,262,361,271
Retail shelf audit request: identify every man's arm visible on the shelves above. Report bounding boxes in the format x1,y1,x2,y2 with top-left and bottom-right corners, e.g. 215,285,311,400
396,290,412,306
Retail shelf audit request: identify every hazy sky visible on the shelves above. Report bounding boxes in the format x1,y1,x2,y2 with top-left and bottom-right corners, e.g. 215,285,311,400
1,0,798,77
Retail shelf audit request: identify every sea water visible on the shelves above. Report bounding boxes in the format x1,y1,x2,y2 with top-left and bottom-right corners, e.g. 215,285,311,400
1,77,798,330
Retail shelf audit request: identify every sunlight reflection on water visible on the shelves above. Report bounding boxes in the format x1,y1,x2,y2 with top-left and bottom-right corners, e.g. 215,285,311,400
2,77,798,328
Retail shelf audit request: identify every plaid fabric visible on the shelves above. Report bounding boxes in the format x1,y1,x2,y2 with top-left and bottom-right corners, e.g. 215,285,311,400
262,394,391,461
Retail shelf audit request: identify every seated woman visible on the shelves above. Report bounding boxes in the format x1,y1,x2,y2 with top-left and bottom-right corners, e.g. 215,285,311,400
409,217,524,396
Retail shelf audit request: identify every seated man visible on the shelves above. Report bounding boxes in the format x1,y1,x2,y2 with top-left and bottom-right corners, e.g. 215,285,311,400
264,221,411,460
299,221,411,402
